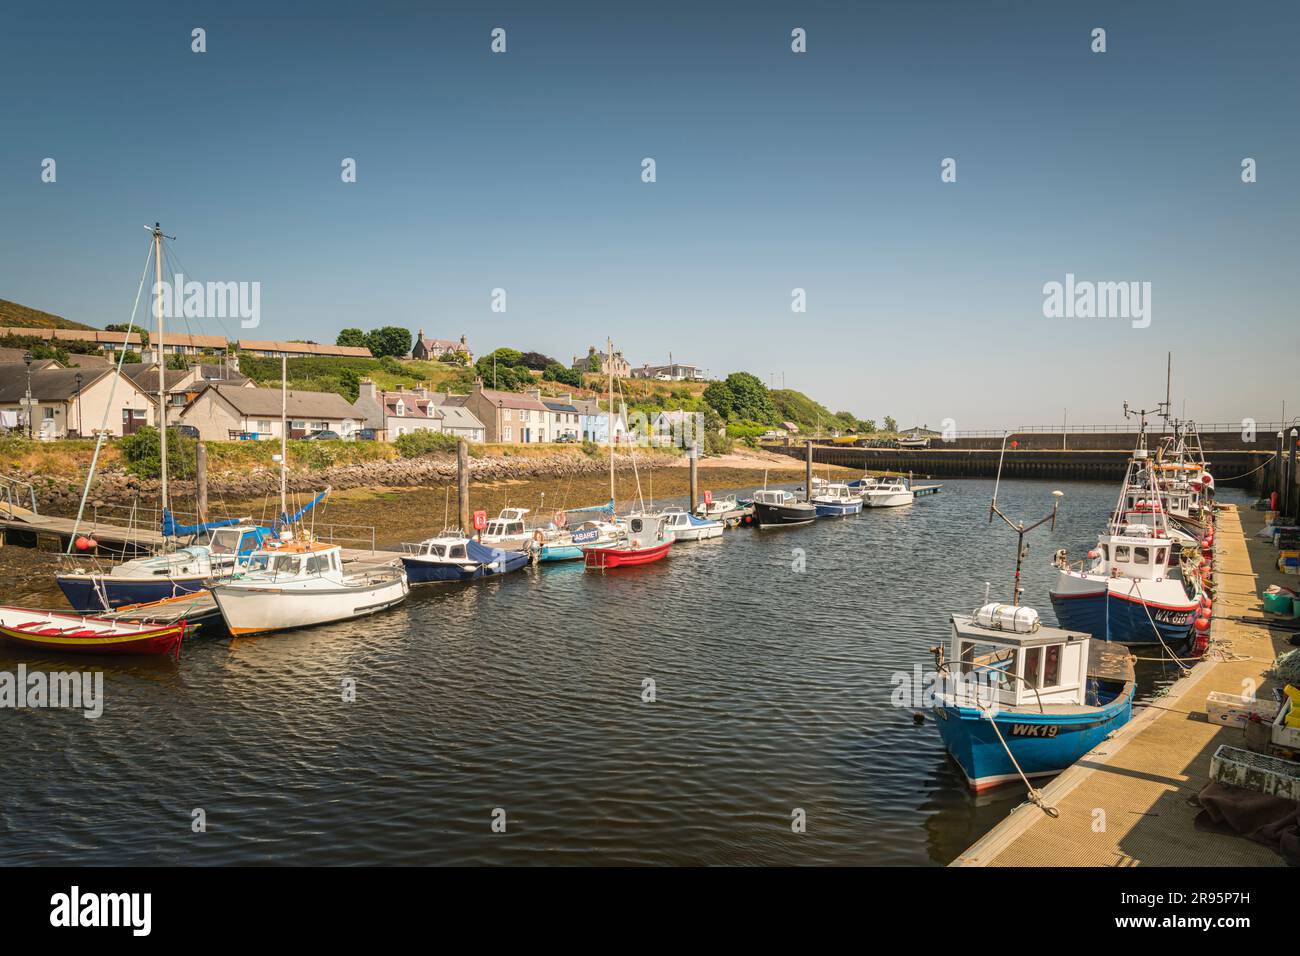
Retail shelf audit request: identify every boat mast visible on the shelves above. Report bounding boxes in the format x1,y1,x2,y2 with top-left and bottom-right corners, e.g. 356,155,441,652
608,337,615,511
152,223,170,513
280,353,288,518
988,433,1062,605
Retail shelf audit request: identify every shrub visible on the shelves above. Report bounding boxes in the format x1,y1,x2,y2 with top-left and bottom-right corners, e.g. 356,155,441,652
119,426,197,480
394,430,462,457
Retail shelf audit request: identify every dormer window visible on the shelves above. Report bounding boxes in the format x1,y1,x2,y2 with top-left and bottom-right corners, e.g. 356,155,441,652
395,400,405,416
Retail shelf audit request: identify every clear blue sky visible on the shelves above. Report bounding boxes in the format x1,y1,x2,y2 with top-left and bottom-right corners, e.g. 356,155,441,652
2,0,1296,428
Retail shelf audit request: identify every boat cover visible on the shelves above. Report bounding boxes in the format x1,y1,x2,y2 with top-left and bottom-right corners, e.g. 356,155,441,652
162,510,246,538
564,499,615,515
685,514,720,527
466,539,519,566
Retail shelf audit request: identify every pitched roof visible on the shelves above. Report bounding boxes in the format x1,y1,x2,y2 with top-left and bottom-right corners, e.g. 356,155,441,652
543,400,578,413
475,386,548,412
0,327,144,346
438,404,485,431
155,332,228,350
0,366,119,403
196,384,362,420
236,339,373,358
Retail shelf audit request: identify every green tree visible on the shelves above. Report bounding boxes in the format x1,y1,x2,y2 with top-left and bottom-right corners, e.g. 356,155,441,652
586,353,601,373
722,372,777,424
336,328,367,348
702,381,734,419
339,368,361,402
520,351,557,371
883,416,897,433
120,426,197,480
542,362,581,387
365,326,412,358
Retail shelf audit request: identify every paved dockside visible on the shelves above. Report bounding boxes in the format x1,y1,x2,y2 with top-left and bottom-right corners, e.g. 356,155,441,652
953,504,1289,867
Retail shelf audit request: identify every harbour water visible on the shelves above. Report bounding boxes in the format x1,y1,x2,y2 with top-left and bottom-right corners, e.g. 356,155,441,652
0,478,1243,865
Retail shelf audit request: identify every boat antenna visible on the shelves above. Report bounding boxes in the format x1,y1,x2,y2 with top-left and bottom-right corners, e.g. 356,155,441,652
149,222,175,515
988,432,1063,606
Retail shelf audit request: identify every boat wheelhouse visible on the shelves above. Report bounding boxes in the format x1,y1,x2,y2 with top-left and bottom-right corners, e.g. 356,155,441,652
584,512,674,569
694,493,739,518
479,508,534,549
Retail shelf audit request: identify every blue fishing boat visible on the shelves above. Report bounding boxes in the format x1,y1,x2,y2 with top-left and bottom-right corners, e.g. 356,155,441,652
932,605,1135,791
811,482,863,517
400,536,529,584
929,447,1135,793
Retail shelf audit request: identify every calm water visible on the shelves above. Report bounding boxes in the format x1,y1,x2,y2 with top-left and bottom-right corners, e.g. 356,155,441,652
0,478,1241,866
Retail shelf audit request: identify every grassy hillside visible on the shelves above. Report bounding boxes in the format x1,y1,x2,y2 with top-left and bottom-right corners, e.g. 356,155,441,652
0,298,96,330
237,354,476,398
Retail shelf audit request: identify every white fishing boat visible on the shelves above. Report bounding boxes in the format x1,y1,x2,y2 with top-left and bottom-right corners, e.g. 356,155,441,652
811,482,864,516
209,538,409,636
694,493,738,518
860,476,914,508
659,507,724,541
479,508,534,549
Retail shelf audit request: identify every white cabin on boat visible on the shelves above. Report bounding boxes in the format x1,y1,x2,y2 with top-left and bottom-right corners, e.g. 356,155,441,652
944,606,1092,710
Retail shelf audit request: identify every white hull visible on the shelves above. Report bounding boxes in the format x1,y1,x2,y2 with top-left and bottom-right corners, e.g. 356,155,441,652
672,524,723,541
863,491,914,508
211,574,409,636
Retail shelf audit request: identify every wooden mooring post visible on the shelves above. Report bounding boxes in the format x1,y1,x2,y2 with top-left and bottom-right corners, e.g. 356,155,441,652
457,438,470,534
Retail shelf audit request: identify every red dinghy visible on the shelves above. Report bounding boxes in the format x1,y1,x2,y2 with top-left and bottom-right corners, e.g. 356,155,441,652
0,606,187,658
584,513,674,570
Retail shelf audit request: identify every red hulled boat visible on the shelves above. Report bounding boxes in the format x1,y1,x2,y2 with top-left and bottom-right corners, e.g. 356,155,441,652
583,513,673,569
0,606,187,658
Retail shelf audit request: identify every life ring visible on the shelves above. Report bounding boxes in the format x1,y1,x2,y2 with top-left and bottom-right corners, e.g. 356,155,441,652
555,510,567,528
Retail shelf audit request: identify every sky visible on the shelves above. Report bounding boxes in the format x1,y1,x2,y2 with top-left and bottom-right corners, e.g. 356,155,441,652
1,0,1296,430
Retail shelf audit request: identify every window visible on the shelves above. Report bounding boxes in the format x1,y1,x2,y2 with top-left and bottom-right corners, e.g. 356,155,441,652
521,409,530,422
448,545,466,560
1042,645,1062,686
304,554,328,575
1024,647,1042,688
1155,547,1167,565
504,409,512,421
257,420,272,433
503,426,512,441
1114,545,1130,562
1133,547,1150,565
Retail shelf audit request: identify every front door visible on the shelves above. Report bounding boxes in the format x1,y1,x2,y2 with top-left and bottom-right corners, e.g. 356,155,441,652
121,408,147,435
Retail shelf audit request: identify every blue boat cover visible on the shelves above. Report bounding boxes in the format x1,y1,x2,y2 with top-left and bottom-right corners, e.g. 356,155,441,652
466,539,519,565
162,510,246,538
276,490,329,529
686,513,720,527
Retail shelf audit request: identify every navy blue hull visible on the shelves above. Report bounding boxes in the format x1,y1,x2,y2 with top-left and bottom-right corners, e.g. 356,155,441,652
402,551,529,585
1050,590,1196,646
56,574,209,612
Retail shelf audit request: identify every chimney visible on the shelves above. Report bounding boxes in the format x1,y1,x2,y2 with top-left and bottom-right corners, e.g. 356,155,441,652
527,387,541,401
359,379,377,400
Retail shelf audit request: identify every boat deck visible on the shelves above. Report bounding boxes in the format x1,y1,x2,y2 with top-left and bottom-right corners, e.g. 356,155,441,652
952,504,1288,868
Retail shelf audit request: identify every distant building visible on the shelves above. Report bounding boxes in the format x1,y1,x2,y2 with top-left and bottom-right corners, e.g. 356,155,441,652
0,327,144,354
236,339,373,360
352,381,445,440
541,395,581,441
572,346,631,378
630,362,703,382
179,384,364,440
411,331,472,364
147,332,228,360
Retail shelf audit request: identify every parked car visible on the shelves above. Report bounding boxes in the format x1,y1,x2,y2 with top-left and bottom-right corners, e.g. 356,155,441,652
304,430,341,441
556,433,577,443
175,425,200,439
355,428,379,441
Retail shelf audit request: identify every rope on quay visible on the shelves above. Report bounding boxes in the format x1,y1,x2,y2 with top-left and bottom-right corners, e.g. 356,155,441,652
985,709,1059,818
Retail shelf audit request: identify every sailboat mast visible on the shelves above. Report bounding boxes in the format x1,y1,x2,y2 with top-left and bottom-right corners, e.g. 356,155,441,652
280,353,288,517
608,337,615,510
153,223,168,512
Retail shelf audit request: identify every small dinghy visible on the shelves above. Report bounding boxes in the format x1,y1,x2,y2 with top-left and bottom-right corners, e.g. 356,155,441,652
401,536,529,584
0,606,187,657
659,508,724,541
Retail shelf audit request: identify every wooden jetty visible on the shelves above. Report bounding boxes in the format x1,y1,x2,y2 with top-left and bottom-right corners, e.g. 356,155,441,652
952,504,1288,868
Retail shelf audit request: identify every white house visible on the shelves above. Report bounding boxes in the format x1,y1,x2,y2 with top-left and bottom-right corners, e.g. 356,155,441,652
179,384,364,441
0,364,157,438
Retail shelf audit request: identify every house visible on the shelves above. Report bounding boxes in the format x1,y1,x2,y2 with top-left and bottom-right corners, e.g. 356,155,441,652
899,424,943,437
437,404,486,442
120,361,253,411
650,409,701,448
631,362,703,382
179,384,364,441
541,397,581,441
572,346,631,378
411,331,472,364
235,339,373,360
352,380,443,440
463,382,551,443
0,365,157,438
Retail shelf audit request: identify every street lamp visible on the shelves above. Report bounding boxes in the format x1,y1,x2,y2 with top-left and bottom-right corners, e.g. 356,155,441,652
73,372,83,439
22,351,33,439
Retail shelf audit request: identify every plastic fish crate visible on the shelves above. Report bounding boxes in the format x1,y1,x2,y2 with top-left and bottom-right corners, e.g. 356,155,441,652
1209,745,1300,801
1205,692,1279,727
1272,698,1300,750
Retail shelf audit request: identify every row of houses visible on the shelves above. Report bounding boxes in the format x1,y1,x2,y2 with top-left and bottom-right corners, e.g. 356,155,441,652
0,327,376,361
0,360,625,446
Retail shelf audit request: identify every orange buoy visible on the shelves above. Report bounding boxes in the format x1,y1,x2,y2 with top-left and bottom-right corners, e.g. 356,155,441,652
74,536,96,551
